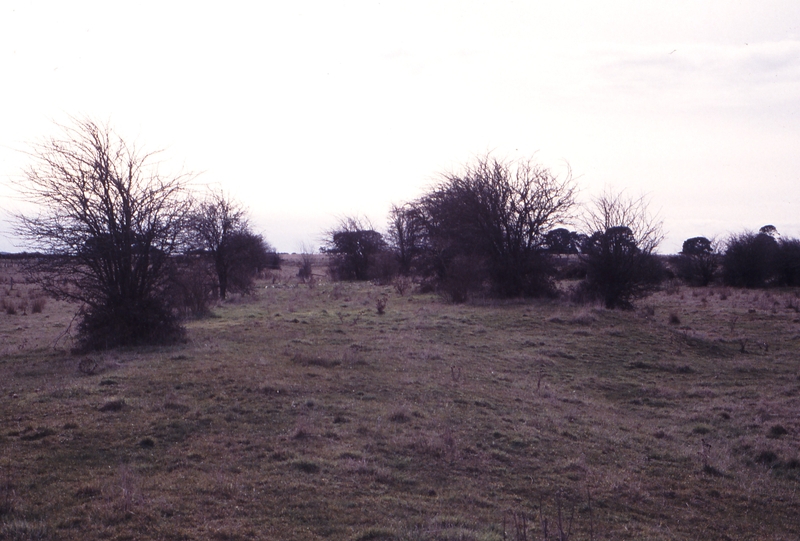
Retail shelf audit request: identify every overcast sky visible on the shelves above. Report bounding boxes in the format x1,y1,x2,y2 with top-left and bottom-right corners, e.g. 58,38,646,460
2,0,800,253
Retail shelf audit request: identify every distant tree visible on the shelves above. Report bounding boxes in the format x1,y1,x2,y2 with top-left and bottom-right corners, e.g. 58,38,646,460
722,231,779,288
387,203,426,276
188,190,278,299
759,224,779,238
675,236,719,286
225,230,279,293
544,228,583,254
404,154,577,299
580,191,665,308
682,236,713,256
323,216,388,281
13,118,192,350
582,189,664,253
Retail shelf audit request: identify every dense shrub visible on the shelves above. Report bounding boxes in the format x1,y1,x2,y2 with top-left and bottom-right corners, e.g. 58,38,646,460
544,228,584,254
674,236,718,286
395,154,577,300
722,232,778,288
75,298,184,352
775,238,800,287
323,218,389,281
582,226,666,309
166,256,215,318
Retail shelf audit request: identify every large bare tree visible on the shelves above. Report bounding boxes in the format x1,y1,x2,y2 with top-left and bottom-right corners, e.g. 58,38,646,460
14,118,193,350
582,189,664,254
409,154,578,298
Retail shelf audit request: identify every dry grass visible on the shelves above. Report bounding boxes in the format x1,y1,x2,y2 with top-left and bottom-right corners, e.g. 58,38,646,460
1,262,799,539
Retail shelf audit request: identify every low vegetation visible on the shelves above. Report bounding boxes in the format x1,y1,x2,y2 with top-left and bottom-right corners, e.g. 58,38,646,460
1,258,798,540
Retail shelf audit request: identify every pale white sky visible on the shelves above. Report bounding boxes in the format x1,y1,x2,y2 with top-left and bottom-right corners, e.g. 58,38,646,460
2,0,800,253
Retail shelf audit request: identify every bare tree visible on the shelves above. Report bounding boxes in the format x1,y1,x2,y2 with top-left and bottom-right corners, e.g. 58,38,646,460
582,189,664,254
407,154,578,298
13,118,192,350
387,203,426,276
187,190,277,299
580,190,666,308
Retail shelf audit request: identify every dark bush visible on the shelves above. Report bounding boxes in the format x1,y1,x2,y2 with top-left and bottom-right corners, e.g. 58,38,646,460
397,154,577,300
367,250,401,285
188,191,279,299
544,228,584,254
675,236,718,286
166,255,215,318
75,298,184,352
775,238,800,287
722,231,779,288
582,226,666,309
323,217,389,281
225,231,279,295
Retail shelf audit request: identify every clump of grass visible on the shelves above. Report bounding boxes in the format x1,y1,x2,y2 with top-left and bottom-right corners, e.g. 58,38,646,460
3,298,16,315
78,358,98,375
0,520,48,540
99,398,126,412
388,409,411,423
139,437,155,448
669,313,681,325
755,450,779,466
291,460,320,474
19,427,55,441
767,424,789,439
30,296,46,314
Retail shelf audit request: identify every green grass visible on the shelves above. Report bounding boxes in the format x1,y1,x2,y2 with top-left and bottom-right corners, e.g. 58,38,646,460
1,270,799,539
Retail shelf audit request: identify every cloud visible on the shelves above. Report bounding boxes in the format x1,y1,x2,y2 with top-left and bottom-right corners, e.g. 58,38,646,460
590,41,800,110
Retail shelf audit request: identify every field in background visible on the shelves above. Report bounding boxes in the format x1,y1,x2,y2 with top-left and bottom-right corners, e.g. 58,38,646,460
1,257,799,540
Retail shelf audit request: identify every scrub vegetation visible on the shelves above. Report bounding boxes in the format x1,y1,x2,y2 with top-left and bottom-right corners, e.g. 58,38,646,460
1,257,799,540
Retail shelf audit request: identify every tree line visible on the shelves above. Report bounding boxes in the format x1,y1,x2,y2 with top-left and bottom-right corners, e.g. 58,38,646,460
12,119,800,351
324,156,800,309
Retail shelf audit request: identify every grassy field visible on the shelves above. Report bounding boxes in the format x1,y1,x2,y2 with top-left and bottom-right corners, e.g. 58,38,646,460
1,258,799,540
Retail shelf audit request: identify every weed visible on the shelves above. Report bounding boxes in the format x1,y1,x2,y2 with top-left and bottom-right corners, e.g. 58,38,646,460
393,276,411,296
77,358,98,375
376,295,388,315
669,312,681,325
